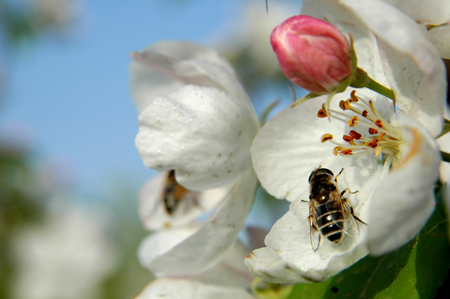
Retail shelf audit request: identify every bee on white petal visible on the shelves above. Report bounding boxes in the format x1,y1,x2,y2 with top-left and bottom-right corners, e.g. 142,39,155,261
307,167,365,251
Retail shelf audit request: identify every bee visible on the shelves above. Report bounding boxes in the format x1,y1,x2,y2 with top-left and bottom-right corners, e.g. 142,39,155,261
163,170,198,215
307,167,365,251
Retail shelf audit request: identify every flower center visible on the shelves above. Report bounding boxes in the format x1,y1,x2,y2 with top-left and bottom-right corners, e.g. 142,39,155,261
318,91,404,163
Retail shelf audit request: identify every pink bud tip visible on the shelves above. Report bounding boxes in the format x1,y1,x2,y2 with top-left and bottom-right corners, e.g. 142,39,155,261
271,15,353,94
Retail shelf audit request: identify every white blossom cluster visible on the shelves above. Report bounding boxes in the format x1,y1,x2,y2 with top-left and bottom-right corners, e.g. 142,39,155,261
129,0,449,297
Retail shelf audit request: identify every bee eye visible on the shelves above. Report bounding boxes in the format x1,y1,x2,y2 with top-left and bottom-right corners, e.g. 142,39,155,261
321,168,334,177
308,171,314,183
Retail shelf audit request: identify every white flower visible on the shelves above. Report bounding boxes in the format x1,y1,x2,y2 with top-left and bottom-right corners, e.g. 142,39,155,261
133,279,254,299
246,90,440,283
131,41,260,278
380,0,450,58
245,0,445,283
138,224,254,288
302,0,447,138
138,170,227,230
10,200,116,299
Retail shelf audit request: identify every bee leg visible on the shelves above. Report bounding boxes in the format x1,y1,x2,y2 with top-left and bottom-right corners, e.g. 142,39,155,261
340,188,359,197
334,168,344,183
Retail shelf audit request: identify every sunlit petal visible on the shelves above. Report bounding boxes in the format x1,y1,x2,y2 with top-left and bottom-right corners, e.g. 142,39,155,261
367,113,441,255
136,85,259,190
251,90,378,202
343,0,447,137
246,167,383,283
134,279,254,299
130,41,253,113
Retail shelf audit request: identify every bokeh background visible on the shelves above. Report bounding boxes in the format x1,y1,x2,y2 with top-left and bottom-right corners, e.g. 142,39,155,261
0,0,304,298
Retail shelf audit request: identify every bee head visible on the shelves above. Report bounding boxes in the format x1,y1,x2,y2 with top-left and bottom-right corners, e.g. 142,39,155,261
308,167,334,183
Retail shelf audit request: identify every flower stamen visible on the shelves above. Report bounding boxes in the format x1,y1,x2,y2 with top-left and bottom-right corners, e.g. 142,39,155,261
317,91,404,161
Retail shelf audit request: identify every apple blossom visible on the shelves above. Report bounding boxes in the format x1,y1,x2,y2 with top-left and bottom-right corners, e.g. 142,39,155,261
131,41,260,279
245,0,445,283
270,15,355,95
246,88,441,282
315,0,447,138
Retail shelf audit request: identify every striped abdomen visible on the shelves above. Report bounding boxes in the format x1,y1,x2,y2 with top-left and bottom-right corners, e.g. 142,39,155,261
315,199,344,244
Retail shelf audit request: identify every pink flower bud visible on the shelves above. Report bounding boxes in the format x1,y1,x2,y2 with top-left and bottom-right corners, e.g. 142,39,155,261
271,15,354,94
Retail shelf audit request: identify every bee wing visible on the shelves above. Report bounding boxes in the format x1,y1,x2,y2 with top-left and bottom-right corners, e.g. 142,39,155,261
308,202,321,251
341,196,365,236
330,190,346,230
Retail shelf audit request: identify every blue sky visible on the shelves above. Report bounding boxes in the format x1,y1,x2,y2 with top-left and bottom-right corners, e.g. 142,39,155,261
2,1,251,195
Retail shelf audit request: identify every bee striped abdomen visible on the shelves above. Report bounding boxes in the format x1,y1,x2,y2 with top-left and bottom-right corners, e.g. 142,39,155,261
315,201,344,244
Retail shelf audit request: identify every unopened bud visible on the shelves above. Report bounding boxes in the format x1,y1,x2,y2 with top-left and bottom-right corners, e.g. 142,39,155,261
271,15,355,94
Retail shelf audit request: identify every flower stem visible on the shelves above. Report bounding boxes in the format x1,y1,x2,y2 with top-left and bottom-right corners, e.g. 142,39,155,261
350,68,396,102
441,151,450,163
366,77,396,101
260,99,281,125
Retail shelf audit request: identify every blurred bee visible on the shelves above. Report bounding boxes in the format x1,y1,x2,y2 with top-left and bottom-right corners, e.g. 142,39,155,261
307,167,366,251
163,170,198,215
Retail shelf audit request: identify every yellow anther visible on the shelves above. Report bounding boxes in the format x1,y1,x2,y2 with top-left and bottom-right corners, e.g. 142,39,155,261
321,133,334,143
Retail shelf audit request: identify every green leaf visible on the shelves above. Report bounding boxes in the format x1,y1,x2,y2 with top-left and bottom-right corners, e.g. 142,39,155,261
252,278,294,299
288,195,449,299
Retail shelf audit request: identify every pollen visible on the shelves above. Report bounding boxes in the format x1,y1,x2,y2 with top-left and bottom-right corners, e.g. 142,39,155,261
339,100,351,111
316,91,404,160
369,128,378,135
348,116,359,127
343,135,354,142
317,103,328,118
340,149,353,155
321,133,334,142
349,130,362,139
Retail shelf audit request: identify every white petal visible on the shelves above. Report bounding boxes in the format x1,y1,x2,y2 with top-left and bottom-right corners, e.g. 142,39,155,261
136,85,259,190
427,24,450,59
367,113,441,255
343,0,447,137
251,91,378,202
190,240,254,288
138,172,227,230
380,0,450,25
138,170,258,277
130,41,253,113
138,223,201,270
245,247,305,284
246,167,383,283
134,279,254,299
139,229,253,288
